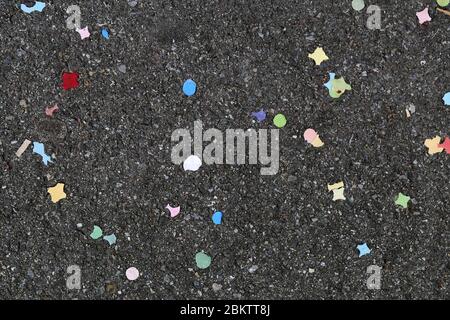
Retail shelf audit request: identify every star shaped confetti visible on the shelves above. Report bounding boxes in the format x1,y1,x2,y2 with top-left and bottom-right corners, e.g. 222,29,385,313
438,137,450,154
32,142,53,166
324,73,351,98
357,243,371,257
443,92,450,106
76,26,90,40
332,188,346,201
424,136,444,155
48,183,66,203
416,7,432,25
308,47,329,66
395,193,410,209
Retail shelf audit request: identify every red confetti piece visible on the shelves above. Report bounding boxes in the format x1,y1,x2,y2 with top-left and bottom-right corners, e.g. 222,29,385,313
62,72,79,90
438,137,450,154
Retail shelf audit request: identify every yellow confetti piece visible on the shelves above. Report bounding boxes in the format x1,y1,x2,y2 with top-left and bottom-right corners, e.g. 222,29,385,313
424,136,444,155
311,136,324,148
48,183,67,203
308,47,329,66
328,181,344,191
332,188,346,201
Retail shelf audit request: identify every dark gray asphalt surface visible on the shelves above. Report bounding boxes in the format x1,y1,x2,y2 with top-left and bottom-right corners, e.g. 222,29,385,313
0,0,449,299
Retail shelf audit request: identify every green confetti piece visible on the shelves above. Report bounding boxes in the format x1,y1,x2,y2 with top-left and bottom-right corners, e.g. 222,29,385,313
437,0,450,7
273,113,287,128
395,193,410,209
90,225,103,240
195,252,211,269
352,0,365,11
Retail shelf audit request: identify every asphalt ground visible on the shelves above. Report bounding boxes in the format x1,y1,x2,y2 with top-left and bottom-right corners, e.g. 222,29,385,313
0,0,448,299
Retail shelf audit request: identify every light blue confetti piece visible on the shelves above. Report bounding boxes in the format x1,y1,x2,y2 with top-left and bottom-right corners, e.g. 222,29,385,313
103,234,117,245
212,211,223,225
183,79,197,96
324,72,335,91
101,28,110,40
32,142,53,166
357,243,371,257
443,92,450,106
20,2,46,14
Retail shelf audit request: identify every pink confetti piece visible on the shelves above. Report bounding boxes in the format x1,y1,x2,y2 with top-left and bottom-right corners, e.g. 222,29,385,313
304,129,318,143
166,204,181,218
76,26,90,39
126,267,139,281
45,104,59,117
416,7,431,25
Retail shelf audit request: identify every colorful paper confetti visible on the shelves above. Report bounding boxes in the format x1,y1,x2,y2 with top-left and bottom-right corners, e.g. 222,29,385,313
183,155,202,171
304,128,324,148
308,47,329,66
183,79,197,96
126,267,139,281
101,28,110,39
351,0,365,11
212,211,222,225
424,136,444,155
251,109,266,122
32,142,53,166
273,113,287,128
62,72,79,90
47,183,66,203
165,204,181,218
438,137,450,154
90,225,103,240
45,104,59,117
416,7,432,25
357,243,371,257
195,252,211,269
328,181,346,201
395,193,410,209
76,26,90,40
443,92,450,106
103,234,117,245
20,2,46,14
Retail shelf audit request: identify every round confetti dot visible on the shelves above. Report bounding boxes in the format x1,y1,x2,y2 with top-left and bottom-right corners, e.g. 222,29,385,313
273,113,287,128
183,79,197,96
351,0,365,11
126,267,139,280
437,0,450,7
195,252,211,269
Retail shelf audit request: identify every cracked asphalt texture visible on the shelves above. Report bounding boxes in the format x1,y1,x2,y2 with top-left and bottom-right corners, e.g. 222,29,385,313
0,0,448,299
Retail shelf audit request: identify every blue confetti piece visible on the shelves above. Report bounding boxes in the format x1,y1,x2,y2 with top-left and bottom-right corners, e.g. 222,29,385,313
101,28,110,40
324,72,335,91
251,109,266,122
183,79,197,96
212,211,222,225
357,243,371,257
32,142,53,166
443,92,450,106
103,234,117,245
20,1,46,14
